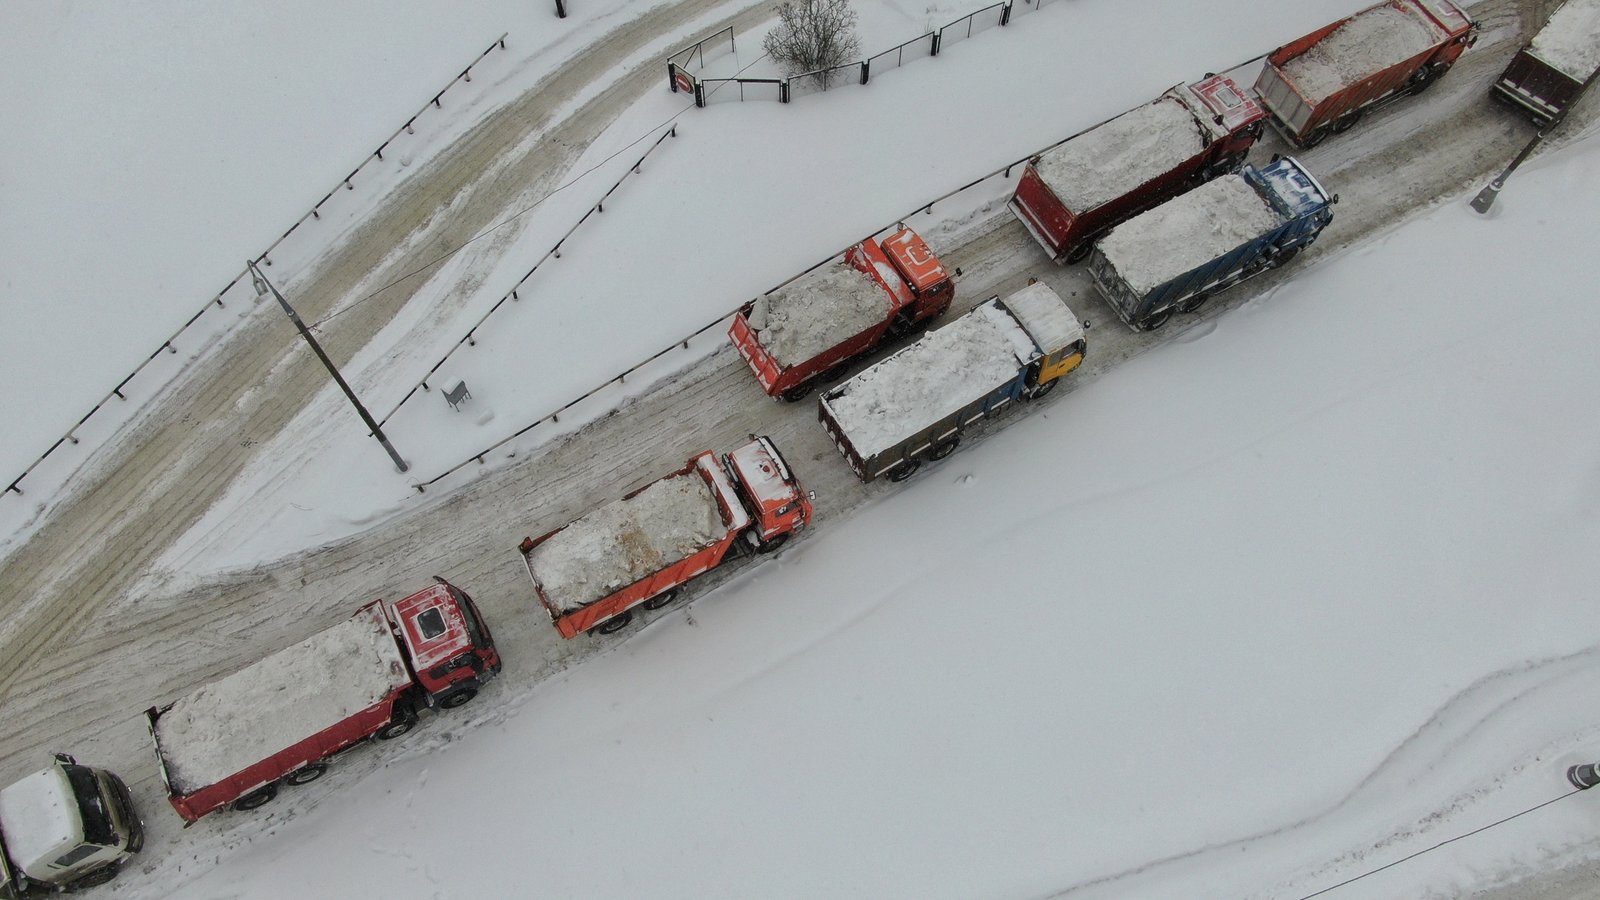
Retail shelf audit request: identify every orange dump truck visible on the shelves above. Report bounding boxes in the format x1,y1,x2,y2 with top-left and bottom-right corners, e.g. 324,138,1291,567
519,437,812,638
729,228,953,402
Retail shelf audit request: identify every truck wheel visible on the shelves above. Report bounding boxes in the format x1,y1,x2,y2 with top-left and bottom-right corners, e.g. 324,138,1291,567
1064,241,1093,264
595,611,634,635
235,783,279,811
1300,128,1328,150
888,460,921,483
1269,245,1302,268
779,383,813,403
286,763,327,786
1331,110,1362,134
929,437,961,460
1175,291,1210,314
755,534,790,554
65,865,119,891
643,589,679,610
1025,379,1059,401
1410,64,1442,93
377,712,416,741
439,687,478,709
1139,309,1173,332
822,362,852,382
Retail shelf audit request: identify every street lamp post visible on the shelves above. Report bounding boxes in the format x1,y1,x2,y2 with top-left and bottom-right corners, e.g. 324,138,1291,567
1473,66,1600,214
248,261,409,473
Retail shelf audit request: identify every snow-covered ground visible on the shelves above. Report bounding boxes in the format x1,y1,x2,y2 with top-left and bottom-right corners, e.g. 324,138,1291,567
154,134,1600,900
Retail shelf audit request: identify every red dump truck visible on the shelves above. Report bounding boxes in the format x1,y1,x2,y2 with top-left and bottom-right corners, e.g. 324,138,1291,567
520,436,812,638
1492,0,1600,125
1253,0,1478,147
729,228,953,402
146,579,500,823
1010,75,1266,264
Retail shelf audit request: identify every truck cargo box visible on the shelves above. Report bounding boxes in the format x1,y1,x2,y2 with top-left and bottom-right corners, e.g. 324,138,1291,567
1253,0,1476,147
1011,76,1264,263
1492,0,1600,123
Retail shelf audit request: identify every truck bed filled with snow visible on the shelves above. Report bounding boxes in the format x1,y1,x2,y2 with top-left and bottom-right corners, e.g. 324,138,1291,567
154,605,409,793
527,468,728,613
1282,2,1446,104
750,261,893,367
825,301,1037,459
1529,0,1600,79
1034,96,1207,213
1098,174,1284,296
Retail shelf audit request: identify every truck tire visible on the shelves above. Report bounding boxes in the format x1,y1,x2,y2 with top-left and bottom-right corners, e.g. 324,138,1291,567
1269,245,1302,268
779,383,814,403
755,534,789,554
439,687,478,709
1331,110,1362,134
1139,308,1173,332
1175,291,1211,314
888,460,920,483
1064,240,1094,264
929,437,961,460
595,611,634,635
286,763,327,786
377,711,416,741
821,362,852,382
65,865,119,892
1409,64,1442,93
643,589,679,610
235,783,279,811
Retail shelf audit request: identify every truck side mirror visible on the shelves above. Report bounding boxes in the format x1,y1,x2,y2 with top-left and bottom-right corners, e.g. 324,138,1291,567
808,491,816,500
54,752,76,765
1331,193,1340,204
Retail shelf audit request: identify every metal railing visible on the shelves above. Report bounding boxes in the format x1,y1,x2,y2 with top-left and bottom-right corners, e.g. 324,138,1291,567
4,32,513,501
378,125,681,425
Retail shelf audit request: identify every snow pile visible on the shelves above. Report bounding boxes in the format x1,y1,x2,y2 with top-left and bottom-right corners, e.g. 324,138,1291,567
528,469,727,613
825,300,1036,459
1097,174,1283,297
1529,0,1600,80
1034,96,1207,213
0,767,76,875
752,261,894,368
1282,3,1445,104
155,606,409,793
1001,282,1083,354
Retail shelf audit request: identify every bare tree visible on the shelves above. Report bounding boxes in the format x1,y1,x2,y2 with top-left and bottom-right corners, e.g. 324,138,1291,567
762,0,862,87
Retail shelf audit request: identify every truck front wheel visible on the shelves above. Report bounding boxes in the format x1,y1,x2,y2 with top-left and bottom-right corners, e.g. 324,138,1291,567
377,711,416,741
1064,241,1093,264
779,383,814,403
929,437,962,460
1269,245,1302,268
755,534,790,554
439,688,478,709
235,783,279,811
65,865,119,892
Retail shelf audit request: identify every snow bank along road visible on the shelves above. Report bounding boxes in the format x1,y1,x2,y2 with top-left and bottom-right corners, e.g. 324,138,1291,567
0,0,1585,892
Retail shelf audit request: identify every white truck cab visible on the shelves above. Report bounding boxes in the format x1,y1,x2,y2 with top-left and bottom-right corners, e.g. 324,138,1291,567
0,755,143,897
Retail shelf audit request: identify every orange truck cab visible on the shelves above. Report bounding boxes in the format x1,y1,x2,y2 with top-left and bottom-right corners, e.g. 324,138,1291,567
729,227,953,401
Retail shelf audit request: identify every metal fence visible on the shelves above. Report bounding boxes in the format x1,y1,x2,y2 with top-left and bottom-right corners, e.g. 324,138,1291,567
4,32,513,501
670,0,1032,107
378,125,681,426
667,26,737,100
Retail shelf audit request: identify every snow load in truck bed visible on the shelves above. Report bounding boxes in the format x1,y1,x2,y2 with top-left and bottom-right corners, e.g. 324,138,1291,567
750,261,892,368
1034,97,1207,213
1098,174,1283,297
529,470,726,613
1282,3,1446,105
827,301,1037,459
1530,0,1600,80
155,605,410,793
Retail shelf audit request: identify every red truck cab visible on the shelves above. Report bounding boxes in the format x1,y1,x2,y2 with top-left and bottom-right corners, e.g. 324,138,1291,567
725,436,813,547
394,581,502,705
729,227,953,401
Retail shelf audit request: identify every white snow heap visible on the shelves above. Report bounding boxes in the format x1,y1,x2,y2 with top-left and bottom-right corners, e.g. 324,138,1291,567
826,300,1040,459
1529,0,1600,80
529,469,728,613
1097,174,1284,297
1002,282,1084,355
1282,3,1446,105
1034,97,1207,213
753,261,893,368
155,605,411,793
0,767,79,876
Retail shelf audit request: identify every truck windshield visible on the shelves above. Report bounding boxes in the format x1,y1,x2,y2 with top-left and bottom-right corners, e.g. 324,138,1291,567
452,589,490,649
60,765,116,847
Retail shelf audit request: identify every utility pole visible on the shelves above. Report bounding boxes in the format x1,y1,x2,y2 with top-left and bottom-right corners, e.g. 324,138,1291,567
249,261,409,473
1473,66,1600,214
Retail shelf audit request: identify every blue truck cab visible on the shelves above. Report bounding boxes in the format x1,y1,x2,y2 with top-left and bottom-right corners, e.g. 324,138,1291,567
1087,156,1335,331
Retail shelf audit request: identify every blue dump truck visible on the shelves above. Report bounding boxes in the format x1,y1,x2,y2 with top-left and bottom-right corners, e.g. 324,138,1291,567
1087,156,1335,331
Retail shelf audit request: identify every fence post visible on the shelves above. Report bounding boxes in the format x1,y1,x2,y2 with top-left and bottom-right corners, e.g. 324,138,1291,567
861,60,870,84
931,32,942,56
668,63,679,92
1001,1,1012,25
555,0,567,17
695,82,706,107
781,79,791,103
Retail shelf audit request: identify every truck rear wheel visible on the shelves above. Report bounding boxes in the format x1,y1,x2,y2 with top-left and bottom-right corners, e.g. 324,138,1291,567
1409,64,1442,93
235,783,279,811
439,687,478,709
779,383,813,403
821,362,852,382
377,711,416,741
888,460,920,483
595,611,634,635
643,589,679,610
929,437,961,460
286,763,327,786
1064,241,1093,264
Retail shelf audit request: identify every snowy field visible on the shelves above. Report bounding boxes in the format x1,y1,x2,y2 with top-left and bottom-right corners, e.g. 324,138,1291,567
153,137,1600,900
